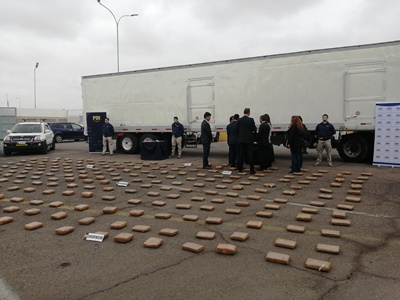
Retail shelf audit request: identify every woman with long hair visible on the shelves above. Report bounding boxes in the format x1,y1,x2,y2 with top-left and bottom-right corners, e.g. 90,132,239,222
287,115,304,172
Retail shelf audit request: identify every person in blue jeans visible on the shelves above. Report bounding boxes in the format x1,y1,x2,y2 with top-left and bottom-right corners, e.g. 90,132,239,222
287,116,305,172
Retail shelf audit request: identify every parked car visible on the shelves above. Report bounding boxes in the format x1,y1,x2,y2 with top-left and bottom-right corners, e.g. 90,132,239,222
48,122,86,143
3,122,55,156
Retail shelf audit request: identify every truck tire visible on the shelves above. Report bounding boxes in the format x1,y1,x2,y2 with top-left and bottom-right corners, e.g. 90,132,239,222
54,134,63,143
140,134,160,143
120,134,139,154
338,135,368,163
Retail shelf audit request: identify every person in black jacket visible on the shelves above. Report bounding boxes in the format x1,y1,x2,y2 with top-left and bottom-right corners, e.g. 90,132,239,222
315,114,336,167
169,116,184,158
200,112,212,169
226,114,239,167
287,115,305,172
257,114,271,171
101,118,114,156
236,108,257,174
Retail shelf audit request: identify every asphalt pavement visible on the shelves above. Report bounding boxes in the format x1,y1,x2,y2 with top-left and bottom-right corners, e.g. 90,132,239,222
0,141,399,300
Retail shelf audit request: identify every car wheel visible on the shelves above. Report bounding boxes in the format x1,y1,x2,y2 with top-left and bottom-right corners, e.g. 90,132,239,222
55,134,63,143
41,142,48,154
3,147,11,156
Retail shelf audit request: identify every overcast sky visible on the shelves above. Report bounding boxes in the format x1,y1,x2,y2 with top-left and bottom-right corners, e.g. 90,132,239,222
0,0,399,111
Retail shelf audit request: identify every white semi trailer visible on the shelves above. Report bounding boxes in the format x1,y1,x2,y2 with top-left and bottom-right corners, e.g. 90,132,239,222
82,40,400,162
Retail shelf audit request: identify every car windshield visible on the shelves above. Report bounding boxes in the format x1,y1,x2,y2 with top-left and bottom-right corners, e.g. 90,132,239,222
12,124,42,133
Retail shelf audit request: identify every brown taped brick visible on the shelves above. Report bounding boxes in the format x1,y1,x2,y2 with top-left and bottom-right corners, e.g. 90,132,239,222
167,194,180,199
351,179,363,184
264,183,276,188
361,172,372,176
225,208,241,214
159,228,178,236
24,208,41,216
351,184,363,190
114,232,134,243
248,176,259,181
32,181,43,185
147,191,160,197
230,175,241,179
337,204,354,211
205,217,223,224
81,191,93,198
287,225,305,233
75,204,89,211
211,198,225,204
321,229,340,238
144,237,163,248
302,207,319,214
317,243,340,254
279,178,290,183
191,196,205,202
256,211,273,218
296,213,312,222
266,252,290,265
284,175,295,179
290,185,302,190
305,258,332,272
51,212,68,220
103,206,118,214
331,218,351,226
3,206,20,213
332,210,347,219
79,217,95,225
67,183,78,188
160,186,172,191
61,190,75,196
240,181,251,185
140,183,152,188
49,201,63,207
246,220,263,229
200,205,215,211
0,216,13,225
306,176,318,181
127,199,141,205
216,243,236,255
182,242,204,253
171,181,183,186
204,190,218,196
309,201,325,207
197,231,216,239
347,189,361,195
152,200,166,206
180,188,193,193
235,201,250,207
186,177,196,181
132,225,151,232
205,178,216,182
330,182,342,187
273,198,288,204
155,213,171,219
230,231,249,241
102,194,116,201
215,185,227,189
226,192,239,197
129,209,144,216
265,204,281,210
125,189,137,194
298,180,311,185
346,196,361,203
56,226,74,235
8,186,20,191
24,187,36,193
255,188,268,194
275,238,297,249
131,178,142,183
183,214,199,221
320,188,333,194
319,194,332,200
10,197,24,203
283,190,296,196
247,195,261,200
25,221,43,230
222,179,233,184
175,204,191,210
111,221,127,229
357,176,369,180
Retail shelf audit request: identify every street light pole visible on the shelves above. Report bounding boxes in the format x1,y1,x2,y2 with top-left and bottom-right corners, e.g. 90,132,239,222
34,62,39,109
97,0,138,72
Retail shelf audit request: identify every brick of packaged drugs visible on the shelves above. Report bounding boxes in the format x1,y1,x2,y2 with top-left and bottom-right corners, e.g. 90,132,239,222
155,213,171,219
225,208,241,214
200,205,215,211
81,191,93,198
152,201,166,206
191,196,205,202
265,204,281,210
205,217,223,224
283,190,296,196
129,209,144,216
114,232,134,243
319,194,332,200
345,196,361,203
337,204,354,211
226,192,239,197
75,204,89,211
321,229,340,238
56,226,74,235
3,206,20,213
102,195,116,201
128,199,142,204
147,191,160,197
167,194,180,199
211,198,225,204
255,188,268,193
231,231,249,241
247,195,261,200
132,225,151,232
316,243,340,254
183,214,199,221
332,210,346,219
305,258,332,272
296,213,312,222
25,221,43,230
246,220,263,229
287,224,305,233
79,217,95,225
331,218,351,226
275,238,297,249
320,188,333,194
274,198,288,203
144,237,163,248
10,197,24,203
29,200,44,206
159,228,178,236
309,201,325,207
176,204,191,209
235,201,250,207
302,208,319,214
216,243,236,255
24,208,41,216
256,211,273,218
182,242,204,253
347,189,361,195
205,190,219,195
0,216,13,225
110,221,127,229
197,231,216,239
51,212,68,220
62,190,75,196
266,252,290,265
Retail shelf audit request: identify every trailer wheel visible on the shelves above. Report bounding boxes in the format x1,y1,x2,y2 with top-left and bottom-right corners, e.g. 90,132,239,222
140,134,160,143
120,134,139,154
338,135,368,163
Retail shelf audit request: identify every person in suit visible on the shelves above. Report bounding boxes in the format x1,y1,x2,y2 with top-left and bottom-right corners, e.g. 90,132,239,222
200,112,213,169
236,108,257,174
257,114,271,171
226,113,239,167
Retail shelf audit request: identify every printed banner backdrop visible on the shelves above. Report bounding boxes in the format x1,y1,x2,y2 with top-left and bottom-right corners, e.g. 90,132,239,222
373,103,400,167
86,112,107,153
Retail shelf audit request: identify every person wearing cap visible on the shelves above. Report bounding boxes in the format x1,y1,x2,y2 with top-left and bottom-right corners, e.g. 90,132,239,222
169,116,184,158
201,112,213,169
315,114,336,167
101,117,114,156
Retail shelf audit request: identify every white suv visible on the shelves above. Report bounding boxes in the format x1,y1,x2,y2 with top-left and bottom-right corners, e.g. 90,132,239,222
3,122,55,156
